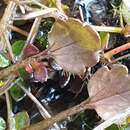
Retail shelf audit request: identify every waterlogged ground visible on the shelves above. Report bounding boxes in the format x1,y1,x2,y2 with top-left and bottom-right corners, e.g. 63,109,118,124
1,0,130,130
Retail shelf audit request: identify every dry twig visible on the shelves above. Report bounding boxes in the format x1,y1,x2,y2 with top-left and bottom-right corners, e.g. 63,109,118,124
0,50,48,80
0,1,69,130
23,100,94,130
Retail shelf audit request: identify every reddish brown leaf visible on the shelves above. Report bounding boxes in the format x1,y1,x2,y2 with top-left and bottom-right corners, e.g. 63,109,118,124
48,18,101,75
32,62,48,83
24,44,39,58
88,64,130,122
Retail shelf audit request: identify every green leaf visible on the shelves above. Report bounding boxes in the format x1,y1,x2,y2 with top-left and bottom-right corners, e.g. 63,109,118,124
125,126,130,130
100,32,110,49
14,20,26,26
15,112,30,130
49,0,56,7
0,54,10,68
105,124,119,130
35,35,48,50
18,68,29,81
10,85,25,102
12,40,25,56
0,81,5,87
121,0,130,24
0,117,6,130
105,124,130,130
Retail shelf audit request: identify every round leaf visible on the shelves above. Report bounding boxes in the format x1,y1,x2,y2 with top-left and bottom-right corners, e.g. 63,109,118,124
10,85,26,102
12,40,25,56
88,64,130,123
49,18,101,51
48,18,101,74
15,112,30,130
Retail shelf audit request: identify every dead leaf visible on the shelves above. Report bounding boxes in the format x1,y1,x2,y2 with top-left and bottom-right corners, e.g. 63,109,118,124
88,64,130,123
48,18,101,75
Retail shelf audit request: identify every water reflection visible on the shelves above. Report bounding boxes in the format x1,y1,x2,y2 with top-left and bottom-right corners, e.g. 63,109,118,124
74,0,107,25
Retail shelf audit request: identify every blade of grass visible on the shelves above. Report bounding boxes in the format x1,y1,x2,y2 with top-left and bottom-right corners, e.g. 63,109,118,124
14,8,58,20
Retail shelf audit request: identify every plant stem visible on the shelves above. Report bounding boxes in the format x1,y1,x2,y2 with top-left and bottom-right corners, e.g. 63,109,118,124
0,1,16,63
56,0,68,19
17,82,51,119
0,1,16,36
5,91,15,130
13,8,60,20
23,100,94,130
119,6,124,28
84,23,123,33
3,33,15,62
20,17,42,58
0,50,48,80
0,75,16,96
17,82,60,130
90,25,122,33
107,53,130,65
104,42,130,60
79,5,85,22
26,17,42,44
9,25,28,37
